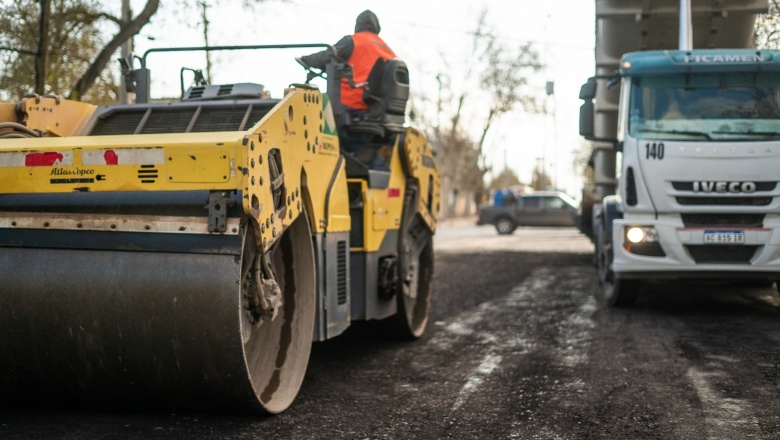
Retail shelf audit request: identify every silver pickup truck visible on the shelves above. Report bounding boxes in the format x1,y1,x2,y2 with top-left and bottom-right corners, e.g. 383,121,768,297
477,191,578,234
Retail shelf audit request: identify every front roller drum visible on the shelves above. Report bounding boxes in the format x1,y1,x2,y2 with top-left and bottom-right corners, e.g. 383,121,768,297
384,182,434,339
0,213,316,414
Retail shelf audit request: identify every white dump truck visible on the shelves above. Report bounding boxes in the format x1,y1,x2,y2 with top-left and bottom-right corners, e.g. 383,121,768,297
579,0,780,305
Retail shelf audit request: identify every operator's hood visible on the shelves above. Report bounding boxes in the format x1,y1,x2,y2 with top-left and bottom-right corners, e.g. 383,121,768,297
355,10,380,34
630,140,780,214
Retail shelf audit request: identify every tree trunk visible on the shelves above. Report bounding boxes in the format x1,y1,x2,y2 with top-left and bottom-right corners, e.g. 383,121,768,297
477,108,495,170
68,0,159,100
35,0,51,95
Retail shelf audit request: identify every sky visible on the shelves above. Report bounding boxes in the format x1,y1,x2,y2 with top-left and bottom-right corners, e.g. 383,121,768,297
125,0,595,197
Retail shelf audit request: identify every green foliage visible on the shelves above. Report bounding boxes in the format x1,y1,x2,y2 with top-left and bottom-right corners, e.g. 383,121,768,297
0,0,118,103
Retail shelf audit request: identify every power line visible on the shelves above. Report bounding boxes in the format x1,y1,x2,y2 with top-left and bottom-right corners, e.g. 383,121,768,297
289,1,592,52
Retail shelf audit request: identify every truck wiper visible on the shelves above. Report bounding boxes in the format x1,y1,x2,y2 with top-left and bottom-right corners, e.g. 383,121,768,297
711,130,780,137
636,128,712,140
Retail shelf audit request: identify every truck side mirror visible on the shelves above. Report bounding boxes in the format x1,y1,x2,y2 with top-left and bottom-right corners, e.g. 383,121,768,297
579,100,595,140
579,77,597,140
579,77,596,100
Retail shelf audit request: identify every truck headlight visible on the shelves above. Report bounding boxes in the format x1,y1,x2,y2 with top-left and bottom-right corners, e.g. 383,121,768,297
626,226,658,243
624,226,664,256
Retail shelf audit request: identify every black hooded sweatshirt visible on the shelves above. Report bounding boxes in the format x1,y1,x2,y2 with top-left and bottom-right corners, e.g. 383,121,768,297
302,10,382,69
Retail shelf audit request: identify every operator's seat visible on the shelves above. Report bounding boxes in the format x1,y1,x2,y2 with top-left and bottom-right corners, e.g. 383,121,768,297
341,58,410,141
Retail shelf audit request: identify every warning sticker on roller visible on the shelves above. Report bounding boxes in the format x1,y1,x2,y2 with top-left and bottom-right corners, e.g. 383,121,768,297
0,151,73,167
81,148,165,166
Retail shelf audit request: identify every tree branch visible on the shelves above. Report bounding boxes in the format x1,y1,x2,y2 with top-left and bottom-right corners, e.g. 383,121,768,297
68,0,159,100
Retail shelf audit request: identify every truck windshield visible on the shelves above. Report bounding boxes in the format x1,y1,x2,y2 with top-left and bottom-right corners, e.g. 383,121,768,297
628,72,780,141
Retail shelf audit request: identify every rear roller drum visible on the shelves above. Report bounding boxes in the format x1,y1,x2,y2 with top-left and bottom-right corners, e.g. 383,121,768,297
240,212,316,414
0,211,316,414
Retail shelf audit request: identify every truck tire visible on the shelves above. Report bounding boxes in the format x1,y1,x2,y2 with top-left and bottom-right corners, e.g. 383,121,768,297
494,217,516,235
596,222,639,307
602,278,640,307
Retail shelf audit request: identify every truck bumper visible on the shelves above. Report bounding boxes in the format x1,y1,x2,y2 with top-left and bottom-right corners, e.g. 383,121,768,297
612,216,780,281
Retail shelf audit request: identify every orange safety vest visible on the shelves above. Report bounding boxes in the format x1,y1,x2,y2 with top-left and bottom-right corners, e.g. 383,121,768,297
341,32,396,110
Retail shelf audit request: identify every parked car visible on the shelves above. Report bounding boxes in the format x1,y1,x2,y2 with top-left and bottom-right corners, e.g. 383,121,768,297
477,191,578,234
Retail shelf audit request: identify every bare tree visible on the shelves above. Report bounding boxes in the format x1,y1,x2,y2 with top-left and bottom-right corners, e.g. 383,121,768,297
422,10,543,211
68,0,159,99
756,0,780,48
488,168,521,190
0,0,158,102
0,0,278,102
0,0,117,102
477,39,541,172
530,162,552,191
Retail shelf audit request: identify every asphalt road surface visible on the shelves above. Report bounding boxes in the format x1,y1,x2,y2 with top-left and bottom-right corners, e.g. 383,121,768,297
2,221,779,439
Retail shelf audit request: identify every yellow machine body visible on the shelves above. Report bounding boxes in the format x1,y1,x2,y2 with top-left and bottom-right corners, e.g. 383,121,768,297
0,51,440,413
0,91,350,251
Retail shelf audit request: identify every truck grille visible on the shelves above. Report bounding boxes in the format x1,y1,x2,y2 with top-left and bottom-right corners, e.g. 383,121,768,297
686,245,759,264
672,181,777,191
676,196,772,206
672,181,776,208
681,213,764,228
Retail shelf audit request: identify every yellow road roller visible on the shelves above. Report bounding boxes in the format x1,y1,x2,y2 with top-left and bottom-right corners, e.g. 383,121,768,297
0,44,440,413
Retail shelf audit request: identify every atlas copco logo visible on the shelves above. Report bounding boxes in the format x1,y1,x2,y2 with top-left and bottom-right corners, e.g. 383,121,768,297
692,181,756,193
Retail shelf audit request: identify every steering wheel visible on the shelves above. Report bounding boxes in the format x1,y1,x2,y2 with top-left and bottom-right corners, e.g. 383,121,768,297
295,57,326,84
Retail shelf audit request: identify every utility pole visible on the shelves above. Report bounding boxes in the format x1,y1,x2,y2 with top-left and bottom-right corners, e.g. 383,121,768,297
119,0,132,104
200,1,212,82
35,0,51,95
546,80,556,190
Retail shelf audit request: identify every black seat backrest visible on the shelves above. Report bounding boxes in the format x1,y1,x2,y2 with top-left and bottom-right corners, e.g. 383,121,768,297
363,58,409,133
377,59,409,117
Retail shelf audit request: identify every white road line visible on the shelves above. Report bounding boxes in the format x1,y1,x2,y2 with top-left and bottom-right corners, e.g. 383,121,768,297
451,352,503,412
430,267,597,415
686,367,762,439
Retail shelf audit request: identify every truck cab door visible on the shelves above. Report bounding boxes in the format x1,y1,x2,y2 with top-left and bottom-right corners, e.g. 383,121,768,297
518,196,542,226
543,196,574,226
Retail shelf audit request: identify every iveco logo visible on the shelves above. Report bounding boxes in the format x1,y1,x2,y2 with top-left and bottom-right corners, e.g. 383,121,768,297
692,181,756,193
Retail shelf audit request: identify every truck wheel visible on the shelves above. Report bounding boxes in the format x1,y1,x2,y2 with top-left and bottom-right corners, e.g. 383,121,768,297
596,225,639,307
602,278,639,307
495,218,516,235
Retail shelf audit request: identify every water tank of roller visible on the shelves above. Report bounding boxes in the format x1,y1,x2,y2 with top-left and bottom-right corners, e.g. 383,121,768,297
183,83,267,101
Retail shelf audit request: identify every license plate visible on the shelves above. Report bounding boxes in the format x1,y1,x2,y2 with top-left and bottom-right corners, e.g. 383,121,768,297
703,230,745,244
